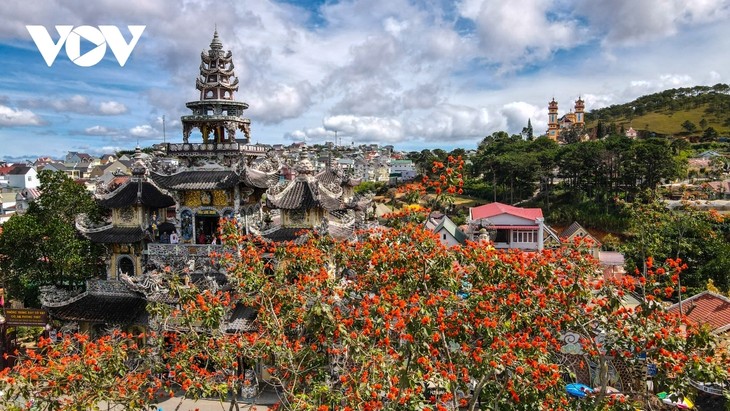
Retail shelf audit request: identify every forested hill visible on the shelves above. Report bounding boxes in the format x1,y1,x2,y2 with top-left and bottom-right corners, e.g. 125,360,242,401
584,84,730,136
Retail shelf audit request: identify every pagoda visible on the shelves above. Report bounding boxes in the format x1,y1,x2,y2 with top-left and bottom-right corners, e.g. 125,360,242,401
41,31,280,335
254,158,372,243
157,30,266,159
182,29,250,144
42,150,174,333
149,30,279,250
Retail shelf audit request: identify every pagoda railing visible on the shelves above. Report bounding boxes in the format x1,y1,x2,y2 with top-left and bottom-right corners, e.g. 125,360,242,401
162,142,267,155
145,243,225,258
144,243,231,272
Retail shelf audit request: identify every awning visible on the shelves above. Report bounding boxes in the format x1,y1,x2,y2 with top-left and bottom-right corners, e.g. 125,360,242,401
488,225,539,230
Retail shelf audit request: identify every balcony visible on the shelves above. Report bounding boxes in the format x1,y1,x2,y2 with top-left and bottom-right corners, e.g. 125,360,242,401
144,243,229,271
158,142,267,156
146,243,225,258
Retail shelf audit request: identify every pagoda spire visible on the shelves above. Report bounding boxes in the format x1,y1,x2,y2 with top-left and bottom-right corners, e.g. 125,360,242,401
180,29,251,145
197,30,238,101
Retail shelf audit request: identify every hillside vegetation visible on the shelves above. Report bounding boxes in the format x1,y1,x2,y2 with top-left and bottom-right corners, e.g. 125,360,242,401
585,84,730,136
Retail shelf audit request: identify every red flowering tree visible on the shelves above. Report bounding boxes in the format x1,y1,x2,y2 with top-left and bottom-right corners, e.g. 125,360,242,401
1,221,728,410
0,330,158,410
422,155,465,212
216,221,729,410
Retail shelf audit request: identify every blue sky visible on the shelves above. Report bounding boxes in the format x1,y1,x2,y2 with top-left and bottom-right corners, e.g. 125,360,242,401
1,0,729,161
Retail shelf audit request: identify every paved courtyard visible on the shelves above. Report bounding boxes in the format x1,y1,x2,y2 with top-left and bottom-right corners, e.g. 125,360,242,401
153,396,270,411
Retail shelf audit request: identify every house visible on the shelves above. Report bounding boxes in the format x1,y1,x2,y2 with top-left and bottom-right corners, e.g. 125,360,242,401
42,161,93,180
468,202,545,250
337,158,355,173
0,165,15,187
88,159,133,180
705,180,730,200
424,211,467,247
34,156,55,166
625,127,638,139
99,154,118,165
0,192,17,219
388,159,416,183
14,188,41,214
668,291,730,335
598,251,625,280
65,151,93,164
63,162,94,179
7,166,39,189
559,221,601,258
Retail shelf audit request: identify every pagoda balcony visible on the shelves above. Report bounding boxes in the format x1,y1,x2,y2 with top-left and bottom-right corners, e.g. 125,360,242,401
144,243,232,272
145,243,226,258
159,142,267,156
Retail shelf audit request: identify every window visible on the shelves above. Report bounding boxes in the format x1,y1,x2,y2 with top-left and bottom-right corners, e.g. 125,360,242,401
118,256,135,278
494,229,509,243
442,233,447,240
511,230,536,243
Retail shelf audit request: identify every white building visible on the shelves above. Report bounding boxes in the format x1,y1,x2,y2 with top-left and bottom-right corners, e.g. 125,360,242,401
7,166,39,189
424,212,467,247
388,159,416,183
468,202,546,251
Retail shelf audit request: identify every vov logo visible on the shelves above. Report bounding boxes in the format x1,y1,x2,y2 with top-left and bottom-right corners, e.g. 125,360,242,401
26,25,146,67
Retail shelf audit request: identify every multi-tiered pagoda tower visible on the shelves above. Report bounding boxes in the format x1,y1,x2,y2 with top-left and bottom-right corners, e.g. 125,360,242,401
181,30,250,145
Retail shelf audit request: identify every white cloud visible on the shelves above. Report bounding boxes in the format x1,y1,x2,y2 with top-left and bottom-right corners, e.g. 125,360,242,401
458,0,587,69
581,94,614,111
322,115,404,143
0,104,44,127
247,81,314,124
129,124,158,138
49,95,91,114
406,104,490,141
284,127,332,142
1,0,730,156
83,125,120,136
624,74,696,99
574,0,730,47
498,102,545,135
99,101,128,115
21,95,129,116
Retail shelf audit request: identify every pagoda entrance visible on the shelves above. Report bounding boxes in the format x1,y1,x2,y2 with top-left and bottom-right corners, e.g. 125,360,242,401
196,210,220,244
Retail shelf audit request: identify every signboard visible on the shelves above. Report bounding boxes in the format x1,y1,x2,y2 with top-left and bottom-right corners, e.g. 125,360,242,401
4,308,48,326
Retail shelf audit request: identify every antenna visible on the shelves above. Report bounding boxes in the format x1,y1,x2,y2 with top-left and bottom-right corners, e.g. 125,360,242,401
162,115,166,143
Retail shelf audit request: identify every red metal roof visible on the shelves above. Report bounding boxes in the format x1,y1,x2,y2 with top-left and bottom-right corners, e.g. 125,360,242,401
668,291,730,333
470,202,543,221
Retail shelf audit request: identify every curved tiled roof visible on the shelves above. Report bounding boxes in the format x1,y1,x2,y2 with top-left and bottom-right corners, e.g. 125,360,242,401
150,170,239,190
266,178,343,211
241,166,279,189
84,226,145,243
260,227,311,243
315,168,360,188
47,293,147,324
98,181,175,209
226,304,258,333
